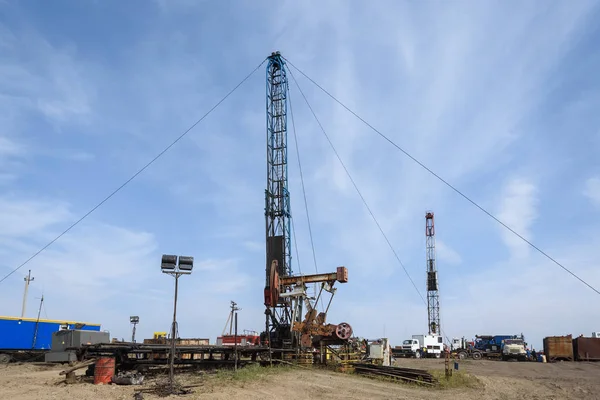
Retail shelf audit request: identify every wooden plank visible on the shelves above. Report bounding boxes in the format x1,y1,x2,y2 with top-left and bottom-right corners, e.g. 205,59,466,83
59,358,96,375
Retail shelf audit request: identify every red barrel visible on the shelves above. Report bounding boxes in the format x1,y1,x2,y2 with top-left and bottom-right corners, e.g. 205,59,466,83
93,356,115,384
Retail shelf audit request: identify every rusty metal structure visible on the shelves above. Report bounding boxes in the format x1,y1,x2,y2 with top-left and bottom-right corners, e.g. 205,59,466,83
572,337,600,361
543,335,574,361
263,258,351,353
282,266,351,348
425,212,441,335
262,52,351,358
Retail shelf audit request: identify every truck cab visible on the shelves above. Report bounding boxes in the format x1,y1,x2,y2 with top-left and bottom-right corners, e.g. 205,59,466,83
502,338,527,361
396,339,421,358
451,337,467,351
393,335,443,359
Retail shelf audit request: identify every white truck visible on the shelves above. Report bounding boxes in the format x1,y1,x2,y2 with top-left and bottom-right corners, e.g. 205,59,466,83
394,334,443,359
502,338,527,361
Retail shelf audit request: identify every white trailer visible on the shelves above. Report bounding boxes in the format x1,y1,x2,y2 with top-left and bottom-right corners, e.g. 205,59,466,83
412,334,443,358
395,334,443,359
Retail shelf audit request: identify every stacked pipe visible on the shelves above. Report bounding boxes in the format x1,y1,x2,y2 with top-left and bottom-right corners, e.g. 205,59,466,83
353,364,437,385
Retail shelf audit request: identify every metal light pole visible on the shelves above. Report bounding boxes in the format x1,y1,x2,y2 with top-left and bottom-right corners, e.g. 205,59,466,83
161,254,194,393
234,311,238,372
21,270,34,318
130,316,140,343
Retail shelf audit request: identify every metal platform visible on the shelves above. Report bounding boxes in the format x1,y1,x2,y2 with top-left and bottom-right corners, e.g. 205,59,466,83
73,342,280,368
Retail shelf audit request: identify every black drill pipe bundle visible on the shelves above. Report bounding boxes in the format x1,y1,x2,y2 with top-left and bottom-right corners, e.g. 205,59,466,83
352,363,437,385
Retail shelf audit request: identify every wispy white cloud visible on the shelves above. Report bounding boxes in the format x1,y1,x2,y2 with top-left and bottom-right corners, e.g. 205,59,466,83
0,25,94,126
0,136,21,156
436,240,462,266
193,258,238,272
443,239,600,349
270,1,592,309
242,240,263,253
0,136,22,184
0,193,259,339
496,178,539,259
0,0,599,346
0,196,71,238
584,177,600,207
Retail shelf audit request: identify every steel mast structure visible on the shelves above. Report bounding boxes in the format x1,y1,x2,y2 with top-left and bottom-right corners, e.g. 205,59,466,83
425,212,440,335
261,52,352,358
263,51,297,349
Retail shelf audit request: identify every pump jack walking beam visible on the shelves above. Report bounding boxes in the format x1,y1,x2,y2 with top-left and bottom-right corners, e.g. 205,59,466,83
280,267,348,286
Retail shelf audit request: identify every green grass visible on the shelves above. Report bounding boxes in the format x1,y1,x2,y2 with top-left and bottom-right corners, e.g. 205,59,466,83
211,363,292,384
429,369,481,390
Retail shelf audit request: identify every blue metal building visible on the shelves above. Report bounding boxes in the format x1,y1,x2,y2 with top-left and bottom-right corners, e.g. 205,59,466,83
0,316,101,350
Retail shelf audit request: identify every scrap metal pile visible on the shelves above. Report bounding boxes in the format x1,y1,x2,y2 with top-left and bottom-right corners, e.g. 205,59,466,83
353,363,437,385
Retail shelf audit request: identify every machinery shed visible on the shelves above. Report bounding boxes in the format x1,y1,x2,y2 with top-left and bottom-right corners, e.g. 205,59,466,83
0,316,101,350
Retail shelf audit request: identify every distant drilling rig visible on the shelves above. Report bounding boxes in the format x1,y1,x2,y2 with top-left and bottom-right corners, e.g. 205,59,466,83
425,212,441,335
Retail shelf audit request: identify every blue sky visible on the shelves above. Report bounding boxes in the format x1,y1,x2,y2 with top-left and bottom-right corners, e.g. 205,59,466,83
1,0,600,350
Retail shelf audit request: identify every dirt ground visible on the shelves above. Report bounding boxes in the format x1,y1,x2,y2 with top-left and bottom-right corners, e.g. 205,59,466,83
1,359,599,400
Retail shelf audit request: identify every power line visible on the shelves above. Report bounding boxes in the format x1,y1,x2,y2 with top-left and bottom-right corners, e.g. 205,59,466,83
284,57,600,297
42,298,48,319
0,58,267,285
290,217,303,276
288,84,319,275
288,81,322,309
287,68,427,306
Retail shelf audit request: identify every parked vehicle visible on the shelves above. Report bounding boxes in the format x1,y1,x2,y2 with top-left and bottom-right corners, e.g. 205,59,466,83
502,338,527,361
472,334,524,359
394,334,443,359
450,334,525,360
450,337,477,359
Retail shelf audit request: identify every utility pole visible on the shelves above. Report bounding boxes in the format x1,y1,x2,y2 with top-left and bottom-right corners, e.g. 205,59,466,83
229,301,240,335
21,270,34,318
234,311,238,372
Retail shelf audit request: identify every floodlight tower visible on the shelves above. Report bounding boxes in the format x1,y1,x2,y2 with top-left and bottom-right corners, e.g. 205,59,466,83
130,316,140,343
425,212,441,335
263,51,296,349
161,254,194,392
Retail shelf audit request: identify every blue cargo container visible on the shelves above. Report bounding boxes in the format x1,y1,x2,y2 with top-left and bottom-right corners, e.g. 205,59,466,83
0,316,101,350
